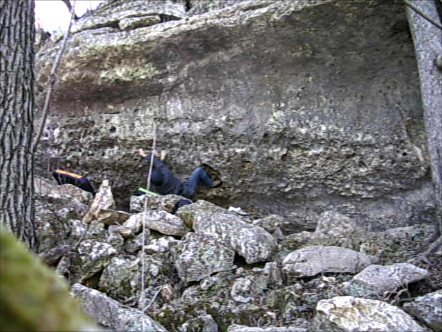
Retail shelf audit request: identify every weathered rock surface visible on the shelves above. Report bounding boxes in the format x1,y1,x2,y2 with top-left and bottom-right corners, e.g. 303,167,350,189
178,201,276,263
36,0,431,224
282,246,371,278
344,263,429,299
308,211,367,250
228,325,307,332
98,256,140,301
77,239,117,281
313,296,427,332
175,232,235,283
72,283,168,332
83,180,115,224
71,0,186,35
403,290,442,332
94,208,131,225
130,194,184,213
123,210,189,237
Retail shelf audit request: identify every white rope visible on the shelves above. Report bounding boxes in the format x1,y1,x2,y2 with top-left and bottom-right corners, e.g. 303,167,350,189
139,122,157,332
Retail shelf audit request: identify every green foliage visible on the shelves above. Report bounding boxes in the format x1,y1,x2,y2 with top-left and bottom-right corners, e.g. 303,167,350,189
0,227,97,331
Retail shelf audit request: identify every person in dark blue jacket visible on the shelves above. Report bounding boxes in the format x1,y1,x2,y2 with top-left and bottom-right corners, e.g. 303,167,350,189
138,148,220,201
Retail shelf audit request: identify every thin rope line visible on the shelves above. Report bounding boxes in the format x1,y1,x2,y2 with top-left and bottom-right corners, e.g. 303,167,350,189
139,122,157,332
404,0,442,31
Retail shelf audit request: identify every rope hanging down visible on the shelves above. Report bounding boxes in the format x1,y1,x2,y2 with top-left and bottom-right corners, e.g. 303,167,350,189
139,122,157,332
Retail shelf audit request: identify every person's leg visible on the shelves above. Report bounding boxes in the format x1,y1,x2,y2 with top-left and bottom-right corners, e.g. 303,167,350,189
185,167,214,197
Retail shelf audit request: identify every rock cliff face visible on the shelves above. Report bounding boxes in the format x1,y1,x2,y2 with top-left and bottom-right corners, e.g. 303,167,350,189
36,0,433,227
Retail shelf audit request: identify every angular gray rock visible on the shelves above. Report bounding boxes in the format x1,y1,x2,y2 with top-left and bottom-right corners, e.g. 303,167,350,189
72,283,168,332
144,236,180,254
344,263,429,299
282,246,371,278
99,256,140,301
130,194,184,213
123,211,189,237
83,180,116,224
228,325,307,332
71,0,186,34
77,239,117,281
177,201,276,264
94,208,131,226
403,290,442,332
124,229,151,254
309,211,367,250
314,296,426,332
231,277,254,303
179,314,219,332
175,232,235,283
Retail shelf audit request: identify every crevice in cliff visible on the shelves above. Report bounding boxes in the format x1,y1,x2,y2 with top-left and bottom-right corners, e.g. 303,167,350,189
185,0,192,12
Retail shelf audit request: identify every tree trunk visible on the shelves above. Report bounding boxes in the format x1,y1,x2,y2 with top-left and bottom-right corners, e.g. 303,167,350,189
0,0,38,250
406,0,442,251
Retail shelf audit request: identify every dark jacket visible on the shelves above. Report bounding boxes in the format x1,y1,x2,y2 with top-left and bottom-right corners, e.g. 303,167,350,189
148,156,183,195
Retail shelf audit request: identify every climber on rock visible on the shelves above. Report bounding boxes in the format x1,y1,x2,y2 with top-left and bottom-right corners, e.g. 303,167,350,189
138,148,221,206
52,169,96,196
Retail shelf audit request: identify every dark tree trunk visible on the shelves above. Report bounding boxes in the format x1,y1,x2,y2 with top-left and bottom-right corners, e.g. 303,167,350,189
0,0,38,250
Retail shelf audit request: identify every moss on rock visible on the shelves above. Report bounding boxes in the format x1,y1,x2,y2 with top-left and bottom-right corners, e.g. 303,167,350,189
0,227,97,331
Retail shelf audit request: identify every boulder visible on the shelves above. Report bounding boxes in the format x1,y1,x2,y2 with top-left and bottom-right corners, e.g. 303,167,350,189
175,232,235,283
94,208,131,226
124,229,151,254
177,201,276,264
77,239,117,281
179,314,219,332
72,283,168,332
282,246,371,278
309,211,367,250
282,231,313,250
144,236,180,254
344,263,429,299
83,180,115,224
403,290,442,331
313,296,427,332
228,325,307,332
231,277,254,303
130,194,184,213
71,0,186,34
123,211,189,237
98,256,140,301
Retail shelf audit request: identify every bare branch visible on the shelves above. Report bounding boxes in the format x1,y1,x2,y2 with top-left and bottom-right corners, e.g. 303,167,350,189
32,1,76,153
62,0,79,20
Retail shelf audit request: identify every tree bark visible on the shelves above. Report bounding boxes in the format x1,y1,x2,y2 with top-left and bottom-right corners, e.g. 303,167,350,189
406,0,442,252
0,0,38,250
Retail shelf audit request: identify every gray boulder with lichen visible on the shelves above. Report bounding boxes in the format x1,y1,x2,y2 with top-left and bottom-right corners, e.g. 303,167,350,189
313,296,427,332
177,200,277,263
344,263,429,299
72,283,168,332
175,232,235,283
403,290,442,332
282,245,372,278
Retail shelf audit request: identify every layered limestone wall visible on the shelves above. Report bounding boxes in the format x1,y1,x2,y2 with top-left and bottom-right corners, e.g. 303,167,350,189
36,0,433,228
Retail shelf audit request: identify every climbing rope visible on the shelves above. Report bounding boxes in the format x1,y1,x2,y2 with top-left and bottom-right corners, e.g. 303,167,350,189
139,122,157,331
